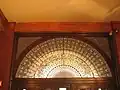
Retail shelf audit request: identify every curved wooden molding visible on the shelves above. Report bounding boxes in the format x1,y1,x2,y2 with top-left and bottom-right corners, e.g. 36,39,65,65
0,9,8,31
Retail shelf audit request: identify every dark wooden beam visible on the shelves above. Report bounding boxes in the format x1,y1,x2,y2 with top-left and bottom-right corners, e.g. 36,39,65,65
0,9,8,31
15,22,111,32
108,22,120,90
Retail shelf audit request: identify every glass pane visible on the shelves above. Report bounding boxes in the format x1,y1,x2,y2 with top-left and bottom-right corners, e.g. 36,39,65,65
16,38,112,78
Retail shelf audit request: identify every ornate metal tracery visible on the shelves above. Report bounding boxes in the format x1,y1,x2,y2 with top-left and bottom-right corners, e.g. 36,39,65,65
16,38,112,78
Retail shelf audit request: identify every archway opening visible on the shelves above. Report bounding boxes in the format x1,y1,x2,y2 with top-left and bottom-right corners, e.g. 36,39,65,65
11,36,115,90
16,38,112,78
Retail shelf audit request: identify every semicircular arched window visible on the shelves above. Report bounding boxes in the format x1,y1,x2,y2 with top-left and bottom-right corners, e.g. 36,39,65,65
16,38,112,78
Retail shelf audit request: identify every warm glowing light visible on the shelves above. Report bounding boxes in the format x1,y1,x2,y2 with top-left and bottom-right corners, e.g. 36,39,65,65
0,81,2,87
98,88,102,90
16,38,112,78
59,88,67,90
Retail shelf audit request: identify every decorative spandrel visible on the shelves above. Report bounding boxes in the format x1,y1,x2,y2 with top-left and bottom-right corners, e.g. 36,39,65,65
16,38,112,78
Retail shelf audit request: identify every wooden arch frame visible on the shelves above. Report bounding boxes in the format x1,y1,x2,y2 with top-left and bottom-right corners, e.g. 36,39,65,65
12,32,113,78
10,32,117,90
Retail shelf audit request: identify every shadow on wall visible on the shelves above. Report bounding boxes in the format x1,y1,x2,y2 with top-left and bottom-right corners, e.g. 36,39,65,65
104,5,120,21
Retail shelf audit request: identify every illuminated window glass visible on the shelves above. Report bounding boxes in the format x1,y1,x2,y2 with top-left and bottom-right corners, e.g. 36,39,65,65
16,38,112,78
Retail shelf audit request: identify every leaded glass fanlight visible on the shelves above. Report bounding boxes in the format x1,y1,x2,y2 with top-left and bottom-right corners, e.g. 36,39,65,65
16,38,112,78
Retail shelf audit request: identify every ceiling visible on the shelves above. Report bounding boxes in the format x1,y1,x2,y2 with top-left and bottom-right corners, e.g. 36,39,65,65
0,0,120,22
